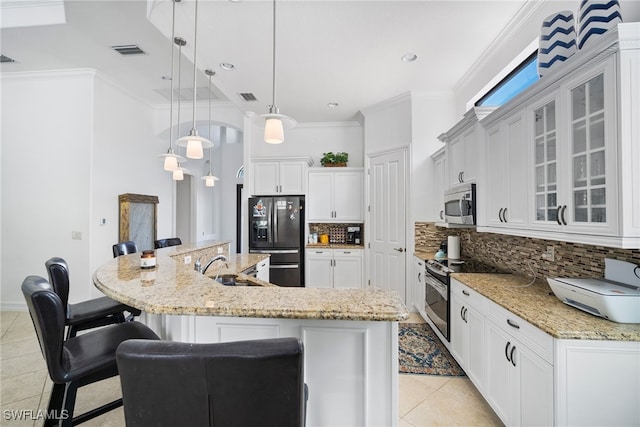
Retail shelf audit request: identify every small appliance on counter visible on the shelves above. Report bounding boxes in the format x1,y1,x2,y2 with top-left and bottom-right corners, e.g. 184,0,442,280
547,259,640,323
346,226,362,245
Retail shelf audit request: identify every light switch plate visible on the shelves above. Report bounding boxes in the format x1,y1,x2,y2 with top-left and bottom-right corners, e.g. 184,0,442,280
184,255,191,264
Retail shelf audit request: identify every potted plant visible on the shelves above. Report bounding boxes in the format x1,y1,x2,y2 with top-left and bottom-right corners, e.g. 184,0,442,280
320,152,349,167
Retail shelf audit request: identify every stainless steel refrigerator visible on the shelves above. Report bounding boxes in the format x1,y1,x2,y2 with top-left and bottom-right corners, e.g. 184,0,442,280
248,196,305,287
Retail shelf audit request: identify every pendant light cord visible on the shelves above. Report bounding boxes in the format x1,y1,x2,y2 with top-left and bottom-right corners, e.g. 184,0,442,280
177,41,183,141
271,0,277,110
192,0,199,129
208,71,213,170
168,0,176,150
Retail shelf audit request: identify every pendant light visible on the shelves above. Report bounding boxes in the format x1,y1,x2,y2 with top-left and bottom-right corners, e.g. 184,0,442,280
202,69,220,187
176,0,212,159
173,36,190,181
158,0,185,171
259,0,296,144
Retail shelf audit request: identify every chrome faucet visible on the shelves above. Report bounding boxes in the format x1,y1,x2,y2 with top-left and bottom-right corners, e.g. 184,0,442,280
198,254,229,278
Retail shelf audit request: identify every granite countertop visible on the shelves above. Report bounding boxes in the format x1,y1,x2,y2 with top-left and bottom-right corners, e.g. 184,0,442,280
452,273,640,342
306,243,364,249
93,241,408,322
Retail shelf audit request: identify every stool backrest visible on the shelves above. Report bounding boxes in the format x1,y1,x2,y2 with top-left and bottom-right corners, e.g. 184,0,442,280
154,237,182,249
112,241,138,258
117,337,306,427
21,276,67,383
45,257,70,312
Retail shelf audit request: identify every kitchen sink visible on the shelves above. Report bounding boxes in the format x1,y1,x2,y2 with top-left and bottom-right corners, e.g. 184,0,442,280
214,274,262,287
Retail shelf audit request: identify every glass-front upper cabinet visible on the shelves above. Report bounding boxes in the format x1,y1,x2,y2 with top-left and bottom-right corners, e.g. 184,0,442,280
561,57,617,236
571,73,606,224
530,56,617,237
533,100,558,223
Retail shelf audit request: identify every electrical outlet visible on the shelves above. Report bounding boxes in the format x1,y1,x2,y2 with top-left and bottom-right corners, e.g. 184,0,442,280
217,247,223,254
542,246,555,261
184,255,191,264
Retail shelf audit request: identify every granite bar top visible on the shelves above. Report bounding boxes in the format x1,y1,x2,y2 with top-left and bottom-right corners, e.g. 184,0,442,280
93,241,408,322
452,273,640,342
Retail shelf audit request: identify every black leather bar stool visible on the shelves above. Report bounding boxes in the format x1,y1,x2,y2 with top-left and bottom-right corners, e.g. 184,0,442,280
45,257,141,339
21,276,159,427
112,241,138,258
154,237,182,249
117,337,308,427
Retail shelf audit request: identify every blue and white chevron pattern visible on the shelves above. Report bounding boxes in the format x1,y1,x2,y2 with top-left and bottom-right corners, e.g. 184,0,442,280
577,0,623,50
538,11,577,77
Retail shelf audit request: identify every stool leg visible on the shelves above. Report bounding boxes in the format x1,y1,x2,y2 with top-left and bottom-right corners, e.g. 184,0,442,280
61,381,78,427
44,383,65,427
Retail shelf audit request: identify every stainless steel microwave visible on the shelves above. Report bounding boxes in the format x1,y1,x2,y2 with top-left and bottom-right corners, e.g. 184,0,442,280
444,183,476,225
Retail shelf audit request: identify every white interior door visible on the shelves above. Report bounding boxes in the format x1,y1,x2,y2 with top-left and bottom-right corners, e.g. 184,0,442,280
368,149,407,302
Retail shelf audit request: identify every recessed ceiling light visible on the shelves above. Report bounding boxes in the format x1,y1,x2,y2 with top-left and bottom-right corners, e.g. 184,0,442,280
327,102,339,108
401,53,418,63
220,62,235,71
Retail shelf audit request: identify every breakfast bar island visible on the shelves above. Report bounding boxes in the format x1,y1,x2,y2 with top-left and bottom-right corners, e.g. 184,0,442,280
94,241,409,427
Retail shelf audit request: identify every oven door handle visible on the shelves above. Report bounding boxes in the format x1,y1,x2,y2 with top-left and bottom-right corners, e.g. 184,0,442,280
425,263,447,279
423,274,448,300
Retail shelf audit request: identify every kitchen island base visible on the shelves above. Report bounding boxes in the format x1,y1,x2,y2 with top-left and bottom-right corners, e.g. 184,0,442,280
143,313,399,427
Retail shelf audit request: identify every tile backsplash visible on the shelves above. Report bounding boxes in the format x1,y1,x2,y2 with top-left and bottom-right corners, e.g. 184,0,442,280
415,222,640,280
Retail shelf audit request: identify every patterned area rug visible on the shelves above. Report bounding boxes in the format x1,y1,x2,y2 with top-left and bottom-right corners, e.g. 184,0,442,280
398,323,465,376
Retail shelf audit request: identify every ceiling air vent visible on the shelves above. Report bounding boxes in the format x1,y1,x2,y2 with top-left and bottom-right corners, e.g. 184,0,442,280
111,44,146,55
239,93,258,102
1,54,16,63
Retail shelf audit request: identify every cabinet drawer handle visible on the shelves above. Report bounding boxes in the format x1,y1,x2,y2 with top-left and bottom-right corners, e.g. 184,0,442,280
505,342,511,362
506,319,520,329
561,205,568,226
510,345,516,367
462,290,470,296
343,251,351,254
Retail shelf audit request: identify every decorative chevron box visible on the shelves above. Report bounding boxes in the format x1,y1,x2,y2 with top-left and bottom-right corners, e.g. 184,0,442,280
538,11,577,77
577,0,623,49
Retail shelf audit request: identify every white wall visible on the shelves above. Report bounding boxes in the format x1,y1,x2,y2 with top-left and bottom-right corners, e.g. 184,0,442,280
249,121,364,167
1,70,95,307
362,93,412,156
410,92,456,221
91,74,173,279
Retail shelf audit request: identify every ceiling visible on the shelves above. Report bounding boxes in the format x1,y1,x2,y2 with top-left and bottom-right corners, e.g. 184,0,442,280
1,0,538,123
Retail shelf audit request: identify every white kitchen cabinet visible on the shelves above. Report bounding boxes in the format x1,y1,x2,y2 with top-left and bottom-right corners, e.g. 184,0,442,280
478,24,640,248
412,256,426,315
438,107,495,189
483,305,554,427
252,157,312,195
256,257,269,282
305,248,363,289
483,110,529,230
450,279,485,389
431,148,447,223
307,168,363,222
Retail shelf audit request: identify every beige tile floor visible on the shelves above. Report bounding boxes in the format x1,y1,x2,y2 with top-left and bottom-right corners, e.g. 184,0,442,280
1,310,502,426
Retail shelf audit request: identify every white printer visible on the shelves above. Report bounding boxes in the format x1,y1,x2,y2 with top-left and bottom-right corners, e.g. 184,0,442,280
547,259,640,324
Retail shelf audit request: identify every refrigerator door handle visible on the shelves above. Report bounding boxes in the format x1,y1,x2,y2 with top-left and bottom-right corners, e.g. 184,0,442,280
270,264,299,269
